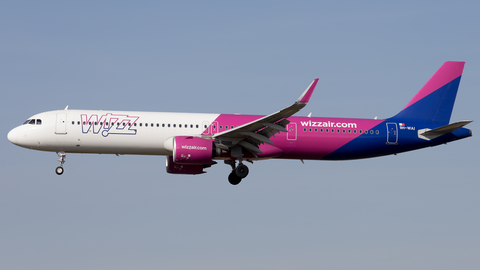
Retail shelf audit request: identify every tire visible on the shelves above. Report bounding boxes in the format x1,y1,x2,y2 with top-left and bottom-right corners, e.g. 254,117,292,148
228,172,242,185
235,164,249,178
55,166,64,175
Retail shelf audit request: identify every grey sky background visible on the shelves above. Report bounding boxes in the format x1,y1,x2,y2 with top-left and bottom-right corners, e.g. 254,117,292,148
1,1,479,269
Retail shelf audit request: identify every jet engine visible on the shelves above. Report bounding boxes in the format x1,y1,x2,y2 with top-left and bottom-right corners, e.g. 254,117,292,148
165,156,206,174
164,136,221,175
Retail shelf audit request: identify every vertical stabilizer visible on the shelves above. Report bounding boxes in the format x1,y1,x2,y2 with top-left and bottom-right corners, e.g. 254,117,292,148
390,61,464,125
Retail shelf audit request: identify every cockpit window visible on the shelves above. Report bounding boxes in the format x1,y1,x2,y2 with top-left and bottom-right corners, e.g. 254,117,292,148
23,119,42,125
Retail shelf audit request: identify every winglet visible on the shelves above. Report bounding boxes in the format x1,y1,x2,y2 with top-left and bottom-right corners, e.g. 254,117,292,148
296,78,319,104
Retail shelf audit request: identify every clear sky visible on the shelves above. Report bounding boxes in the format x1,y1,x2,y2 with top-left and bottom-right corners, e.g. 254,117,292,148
1,1,479,269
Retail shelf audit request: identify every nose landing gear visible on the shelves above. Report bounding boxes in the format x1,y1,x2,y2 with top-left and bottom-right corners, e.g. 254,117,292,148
56,152,66,175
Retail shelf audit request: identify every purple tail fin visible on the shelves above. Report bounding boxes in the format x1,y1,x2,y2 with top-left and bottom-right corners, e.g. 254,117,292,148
390,61,465,125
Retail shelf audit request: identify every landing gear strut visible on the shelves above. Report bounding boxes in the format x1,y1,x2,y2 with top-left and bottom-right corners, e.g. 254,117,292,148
56,152,66,175
225,160,249,185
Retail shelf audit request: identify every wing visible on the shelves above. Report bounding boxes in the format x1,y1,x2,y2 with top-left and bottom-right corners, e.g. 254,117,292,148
212,78,319,157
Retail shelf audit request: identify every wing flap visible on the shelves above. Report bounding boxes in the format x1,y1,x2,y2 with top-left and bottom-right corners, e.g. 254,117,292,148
238,131,274,145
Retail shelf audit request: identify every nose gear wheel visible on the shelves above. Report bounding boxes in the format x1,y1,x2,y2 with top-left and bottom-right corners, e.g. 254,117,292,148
56,152,66,175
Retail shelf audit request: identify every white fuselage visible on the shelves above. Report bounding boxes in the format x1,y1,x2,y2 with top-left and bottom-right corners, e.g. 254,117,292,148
8,110,221,155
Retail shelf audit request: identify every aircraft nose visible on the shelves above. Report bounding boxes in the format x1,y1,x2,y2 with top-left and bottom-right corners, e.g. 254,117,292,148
7,128,19,145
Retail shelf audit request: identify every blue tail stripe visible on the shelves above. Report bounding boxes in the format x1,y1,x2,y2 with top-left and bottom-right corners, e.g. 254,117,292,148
390,76,461,124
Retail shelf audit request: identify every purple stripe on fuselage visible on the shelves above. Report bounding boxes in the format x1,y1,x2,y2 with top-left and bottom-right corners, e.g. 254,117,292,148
402,61,464,110
201,114,264,135
273,117,383,160
205,114,383,160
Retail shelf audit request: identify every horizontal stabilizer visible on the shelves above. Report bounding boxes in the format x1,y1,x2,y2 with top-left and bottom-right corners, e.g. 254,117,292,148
418,120,473,140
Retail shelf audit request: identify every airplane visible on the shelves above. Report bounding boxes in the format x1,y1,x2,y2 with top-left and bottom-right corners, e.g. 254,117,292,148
7,61,472,185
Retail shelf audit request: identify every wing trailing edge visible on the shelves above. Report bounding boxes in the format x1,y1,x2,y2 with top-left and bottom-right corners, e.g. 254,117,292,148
213,78,319,156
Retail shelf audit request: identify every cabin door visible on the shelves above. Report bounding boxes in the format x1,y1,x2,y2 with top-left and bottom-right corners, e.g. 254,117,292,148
287,123,297,141
386,122,398,144
55,113,67,134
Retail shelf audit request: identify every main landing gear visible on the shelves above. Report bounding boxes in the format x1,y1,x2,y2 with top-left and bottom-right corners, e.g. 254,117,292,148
56,152,66,175
225,160,249,185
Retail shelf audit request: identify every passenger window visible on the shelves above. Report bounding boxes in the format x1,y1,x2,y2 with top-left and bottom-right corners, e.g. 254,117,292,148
370,130,374,134
179,124,182,128
162,124,165,127
140,123,142,127
173,124,176,128
196,125,199,128
157,124,159,127
375,130,379,134
77,121,80,125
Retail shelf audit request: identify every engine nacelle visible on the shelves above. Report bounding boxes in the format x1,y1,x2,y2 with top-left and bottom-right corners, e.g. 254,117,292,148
166,156,205,175
165,136,220,165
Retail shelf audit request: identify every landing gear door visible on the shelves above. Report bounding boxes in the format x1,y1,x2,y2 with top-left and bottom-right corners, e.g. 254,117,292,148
55,113,67,134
